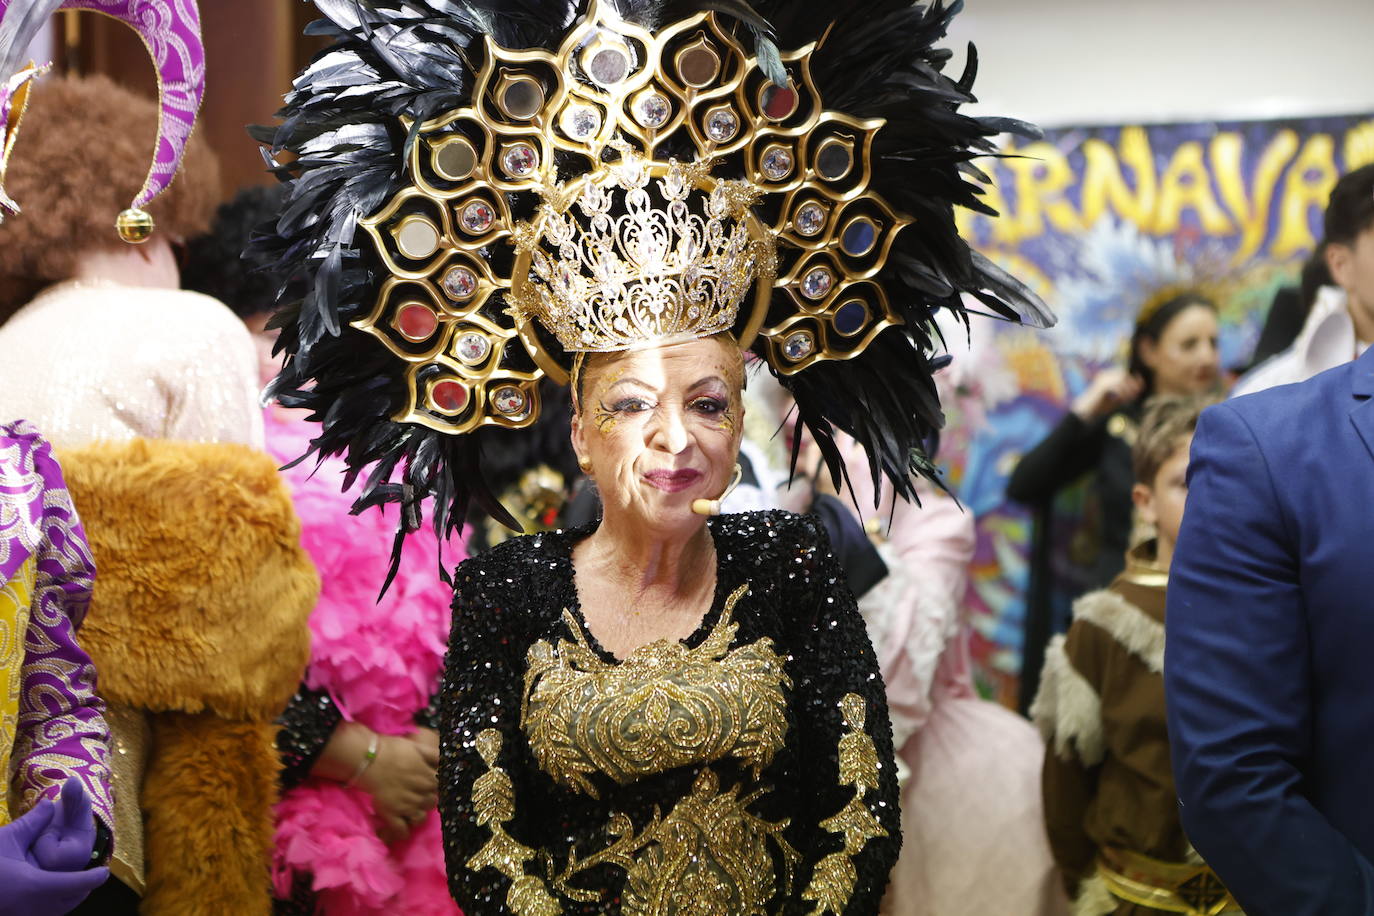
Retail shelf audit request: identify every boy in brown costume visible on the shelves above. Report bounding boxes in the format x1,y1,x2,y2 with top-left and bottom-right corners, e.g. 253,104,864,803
1032,396,1240,916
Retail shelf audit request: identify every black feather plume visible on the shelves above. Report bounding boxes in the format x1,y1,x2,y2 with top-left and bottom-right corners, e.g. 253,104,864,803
250,0,1051,579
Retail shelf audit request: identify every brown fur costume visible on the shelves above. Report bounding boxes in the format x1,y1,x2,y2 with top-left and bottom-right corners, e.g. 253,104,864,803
0,74,219,301
59,438,318,915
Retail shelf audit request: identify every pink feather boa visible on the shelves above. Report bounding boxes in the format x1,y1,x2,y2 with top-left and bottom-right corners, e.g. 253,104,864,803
265,409,463,915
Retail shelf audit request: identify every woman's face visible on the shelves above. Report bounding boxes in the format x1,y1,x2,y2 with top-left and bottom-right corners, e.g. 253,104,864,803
571,336,744,534
1141,305,1220,396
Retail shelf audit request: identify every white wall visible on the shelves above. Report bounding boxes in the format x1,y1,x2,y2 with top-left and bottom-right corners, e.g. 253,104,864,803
945,0,1374,128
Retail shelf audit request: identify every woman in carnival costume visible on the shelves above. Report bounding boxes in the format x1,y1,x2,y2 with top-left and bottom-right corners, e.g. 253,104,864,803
255,0,1051,911
1008,291,1221,590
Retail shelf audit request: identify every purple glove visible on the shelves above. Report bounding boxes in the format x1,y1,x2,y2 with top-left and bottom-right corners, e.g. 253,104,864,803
0,788,108,916
32,778,98,872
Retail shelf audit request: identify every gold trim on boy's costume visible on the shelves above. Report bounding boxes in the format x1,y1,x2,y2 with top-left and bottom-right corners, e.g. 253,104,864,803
59,438,318,913
1032,544,1241,916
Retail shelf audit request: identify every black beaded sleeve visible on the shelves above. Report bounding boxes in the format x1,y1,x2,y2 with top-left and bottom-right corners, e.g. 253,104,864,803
782,514,902,914
436,552,552,913
275,681,344,791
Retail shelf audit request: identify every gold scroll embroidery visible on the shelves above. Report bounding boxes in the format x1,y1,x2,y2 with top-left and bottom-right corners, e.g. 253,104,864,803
550,769,798,915
466,729,562,915
0,556,35,824
802,693,888,915
521,583,790,797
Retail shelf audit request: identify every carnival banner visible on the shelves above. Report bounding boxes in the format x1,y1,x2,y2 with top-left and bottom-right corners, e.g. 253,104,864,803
950,113,1374,701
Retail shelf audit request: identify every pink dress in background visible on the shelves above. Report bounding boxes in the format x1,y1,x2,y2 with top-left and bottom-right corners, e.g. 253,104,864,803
839,442,1068,916
266,409,464,916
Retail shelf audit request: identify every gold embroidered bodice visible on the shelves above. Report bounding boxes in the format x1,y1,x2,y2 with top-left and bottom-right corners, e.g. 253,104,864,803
520,583,791,797
453,515,899,915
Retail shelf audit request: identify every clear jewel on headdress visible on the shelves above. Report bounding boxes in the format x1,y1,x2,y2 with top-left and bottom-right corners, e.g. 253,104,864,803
782,330,814,361
512,149,775,353
455,331,491,364
491,385,529,417
442,266,478,300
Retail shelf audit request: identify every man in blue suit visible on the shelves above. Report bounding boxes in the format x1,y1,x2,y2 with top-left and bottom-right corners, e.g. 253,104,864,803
1165,342,1374,914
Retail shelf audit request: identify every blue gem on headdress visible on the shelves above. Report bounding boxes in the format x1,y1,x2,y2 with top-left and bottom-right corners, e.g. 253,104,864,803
841,219,877,257
834,300,869,336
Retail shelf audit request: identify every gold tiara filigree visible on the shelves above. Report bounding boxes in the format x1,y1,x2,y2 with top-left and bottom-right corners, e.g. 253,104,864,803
510,150,777,353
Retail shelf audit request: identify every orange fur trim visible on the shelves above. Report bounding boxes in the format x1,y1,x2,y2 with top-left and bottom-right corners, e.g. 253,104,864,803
58,438,318,720
140,712,278,915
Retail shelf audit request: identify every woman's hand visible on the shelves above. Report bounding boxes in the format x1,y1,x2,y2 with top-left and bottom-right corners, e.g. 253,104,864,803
1071,368,1144,421
311,721,440,844
357,729,440,845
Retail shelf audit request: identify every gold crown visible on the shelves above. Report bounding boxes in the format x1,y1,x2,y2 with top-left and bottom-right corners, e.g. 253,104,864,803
511,151,776,352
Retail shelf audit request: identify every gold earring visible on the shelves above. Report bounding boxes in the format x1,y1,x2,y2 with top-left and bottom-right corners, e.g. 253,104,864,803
577,455,591,472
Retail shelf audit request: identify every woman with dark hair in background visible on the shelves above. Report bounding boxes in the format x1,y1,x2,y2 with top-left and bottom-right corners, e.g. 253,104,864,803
1008,293,1221,591
1246,244,1331,372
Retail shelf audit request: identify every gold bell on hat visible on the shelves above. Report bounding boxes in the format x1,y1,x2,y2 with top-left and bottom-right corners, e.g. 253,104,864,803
116,207,154,243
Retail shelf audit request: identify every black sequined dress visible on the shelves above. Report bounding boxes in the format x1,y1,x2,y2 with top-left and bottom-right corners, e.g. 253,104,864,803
437,510,901,915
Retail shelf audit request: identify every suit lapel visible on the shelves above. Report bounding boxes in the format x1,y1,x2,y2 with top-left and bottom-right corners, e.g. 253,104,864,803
1349,347,1374,463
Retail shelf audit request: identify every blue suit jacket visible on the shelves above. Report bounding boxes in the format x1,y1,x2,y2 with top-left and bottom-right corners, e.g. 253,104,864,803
1166,346,1374,915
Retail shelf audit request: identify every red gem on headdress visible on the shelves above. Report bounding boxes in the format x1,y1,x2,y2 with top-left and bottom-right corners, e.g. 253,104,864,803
395,303,439,340
432,380,470,412
761,85,798,121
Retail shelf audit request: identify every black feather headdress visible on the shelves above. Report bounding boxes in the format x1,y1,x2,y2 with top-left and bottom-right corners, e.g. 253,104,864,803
252,0,1051,584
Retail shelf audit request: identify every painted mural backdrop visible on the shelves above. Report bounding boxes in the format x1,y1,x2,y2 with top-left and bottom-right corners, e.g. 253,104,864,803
947,113,1374,701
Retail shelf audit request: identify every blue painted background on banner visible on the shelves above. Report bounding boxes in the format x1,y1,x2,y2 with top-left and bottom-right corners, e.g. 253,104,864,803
943,113,1374,700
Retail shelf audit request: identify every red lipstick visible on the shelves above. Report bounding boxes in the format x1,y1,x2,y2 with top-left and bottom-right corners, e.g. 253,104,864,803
641,469,703,493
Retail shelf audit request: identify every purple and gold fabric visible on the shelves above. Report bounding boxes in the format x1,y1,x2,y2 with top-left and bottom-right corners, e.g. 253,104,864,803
0,419,111,834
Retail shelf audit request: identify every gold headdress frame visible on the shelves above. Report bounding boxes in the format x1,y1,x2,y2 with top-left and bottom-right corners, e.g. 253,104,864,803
353,0,914,436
